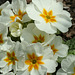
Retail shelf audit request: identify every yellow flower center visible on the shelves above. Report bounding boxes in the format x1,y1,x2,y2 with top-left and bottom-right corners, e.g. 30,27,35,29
4,51,18,66
32,34,45,43
51,44,58,55
25,53,44,71
46,15,50,19
32,60,37,64
0,34,4,44
10,9,27,23
40,8,56,23
72,67,75,75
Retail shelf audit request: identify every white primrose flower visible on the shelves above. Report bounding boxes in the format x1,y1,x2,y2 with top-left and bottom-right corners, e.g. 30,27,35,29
26,0,72,34
0,0,31,25
0,23,8,48
9,22,22,37
0,1,10,15
17,43,58,75
46,35,68,59
56,55,75,75
20,23,55,46
0,42,25,74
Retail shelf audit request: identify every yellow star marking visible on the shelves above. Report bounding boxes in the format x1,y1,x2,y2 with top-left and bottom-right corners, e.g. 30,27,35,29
10,9,27,23
32,34,45,43
40,8,56,23
4,51,18,66
51,44,58,55
25,53,44,71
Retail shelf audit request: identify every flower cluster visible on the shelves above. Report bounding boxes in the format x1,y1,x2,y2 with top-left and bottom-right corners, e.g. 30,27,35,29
0,0,73,75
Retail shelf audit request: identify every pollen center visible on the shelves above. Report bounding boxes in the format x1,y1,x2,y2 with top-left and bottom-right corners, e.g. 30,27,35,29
40,8,56,23
9,57,15,61
46,15,50,19
0,34,4,44
32,60,37,64
25,53,44,71
4,51,18,66
32,34,45,43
